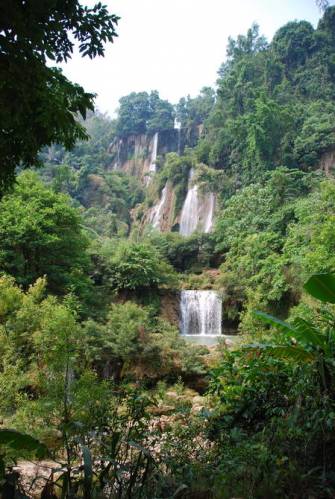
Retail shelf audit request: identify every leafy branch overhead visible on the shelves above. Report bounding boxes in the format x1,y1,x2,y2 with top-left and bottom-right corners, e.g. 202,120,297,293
0,1,119,193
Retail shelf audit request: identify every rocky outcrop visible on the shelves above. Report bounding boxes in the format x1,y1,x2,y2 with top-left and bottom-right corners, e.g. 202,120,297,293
319,149,335,177
109,126,202,183
144,181,177,232
109,134,156,182
160,291,180,327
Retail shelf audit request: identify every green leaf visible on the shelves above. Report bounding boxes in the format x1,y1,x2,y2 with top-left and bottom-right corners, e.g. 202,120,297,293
253,311,296,334
246,344,315,362
292,317,327,349
304,274,335,303
0,429,48,458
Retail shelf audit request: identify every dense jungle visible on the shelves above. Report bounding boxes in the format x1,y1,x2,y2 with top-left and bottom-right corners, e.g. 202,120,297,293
1,1,335,498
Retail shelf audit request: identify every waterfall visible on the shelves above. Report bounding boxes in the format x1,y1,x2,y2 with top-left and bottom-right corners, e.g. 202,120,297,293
179,169,216,236
179,169,199,236
149,183,168,229
180,290,222,336
203,192,215,233
113,139,122,170
146,132,158,185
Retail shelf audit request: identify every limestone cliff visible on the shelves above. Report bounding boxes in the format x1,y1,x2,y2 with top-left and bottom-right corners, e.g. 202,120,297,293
109,127,200,183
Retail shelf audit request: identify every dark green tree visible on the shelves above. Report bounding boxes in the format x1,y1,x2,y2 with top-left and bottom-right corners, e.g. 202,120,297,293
176,87,216,128
115,91,175,137
0,0,119,192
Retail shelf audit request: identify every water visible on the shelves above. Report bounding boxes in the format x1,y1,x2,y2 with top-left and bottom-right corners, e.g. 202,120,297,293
180,290,222,337
150,183,168,230
146,132,158,185
113,139,122,170
203,192,215,233
179,169,198,236
179,169,215,236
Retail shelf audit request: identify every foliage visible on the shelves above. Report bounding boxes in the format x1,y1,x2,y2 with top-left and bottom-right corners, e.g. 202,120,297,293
83,305,207,383
115,91,175,137
176,87,216,128
91,238,178,292
198,8,335,188
0,171,91,297
0,0,119,192
214,168,318,323
207,274,335,497
41,110,145,237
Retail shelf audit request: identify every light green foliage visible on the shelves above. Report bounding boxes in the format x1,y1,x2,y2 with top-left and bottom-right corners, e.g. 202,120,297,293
99,302,148,361
293,101,335,167
0,276,80,418
198,9,335,186
83,306,207,383
92,238,178,292
283,180,335,282
0,171,90,297
214,168,316,323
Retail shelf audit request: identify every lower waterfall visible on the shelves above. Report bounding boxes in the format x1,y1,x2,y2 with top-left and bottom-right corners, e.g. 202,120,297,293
180,290,222,336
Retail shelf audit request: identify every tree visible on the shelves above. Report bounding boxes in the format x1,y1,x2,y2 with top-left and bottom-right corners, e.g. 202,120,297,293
92,238,178,292
147,90,175,133
0,171,90,296
115,91,175,137
176,87,216,128
0,0,119,193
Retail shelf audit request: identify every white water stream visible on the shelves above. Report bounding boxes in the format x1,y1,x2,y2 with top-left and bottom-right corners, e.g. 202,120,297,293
179,169,215,236
180,290,222,337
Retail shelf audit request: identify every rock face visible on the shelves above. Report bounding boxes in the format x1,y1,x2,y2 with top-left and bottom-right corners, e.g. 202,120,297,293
109,126,217,236
146,181,177,232
319,149,335,176
160,292,180,327
109,126,202,183
109,134,157,183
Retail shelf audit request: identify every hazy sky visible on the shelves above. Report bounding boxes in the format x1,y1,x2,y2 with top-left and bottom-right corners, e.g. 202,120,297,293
60,0,333,116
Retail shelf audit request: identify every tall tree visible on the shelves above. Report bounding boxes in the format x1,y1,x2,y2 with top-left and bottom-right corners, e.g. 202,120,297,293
0,171,90,296
0,0,119,193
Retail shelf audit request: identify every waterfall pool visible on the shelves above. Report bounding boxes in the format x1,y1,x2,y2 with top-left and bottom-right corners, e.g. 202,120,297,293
183,334,237,347
180,290,222,343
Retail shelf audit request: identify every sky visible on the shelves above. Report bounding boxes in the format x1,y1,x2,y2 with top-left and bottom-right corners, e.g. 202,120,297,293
60,0,333,116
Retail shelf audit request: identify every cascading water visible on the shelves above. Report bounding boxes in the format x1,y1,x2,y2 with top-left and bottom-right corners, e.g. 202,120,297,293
113,139,122,170
180,290,222,337
149,183,168,229
146,132,158,185
179,169,199,236
203,192,215,233
179,169,216,236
